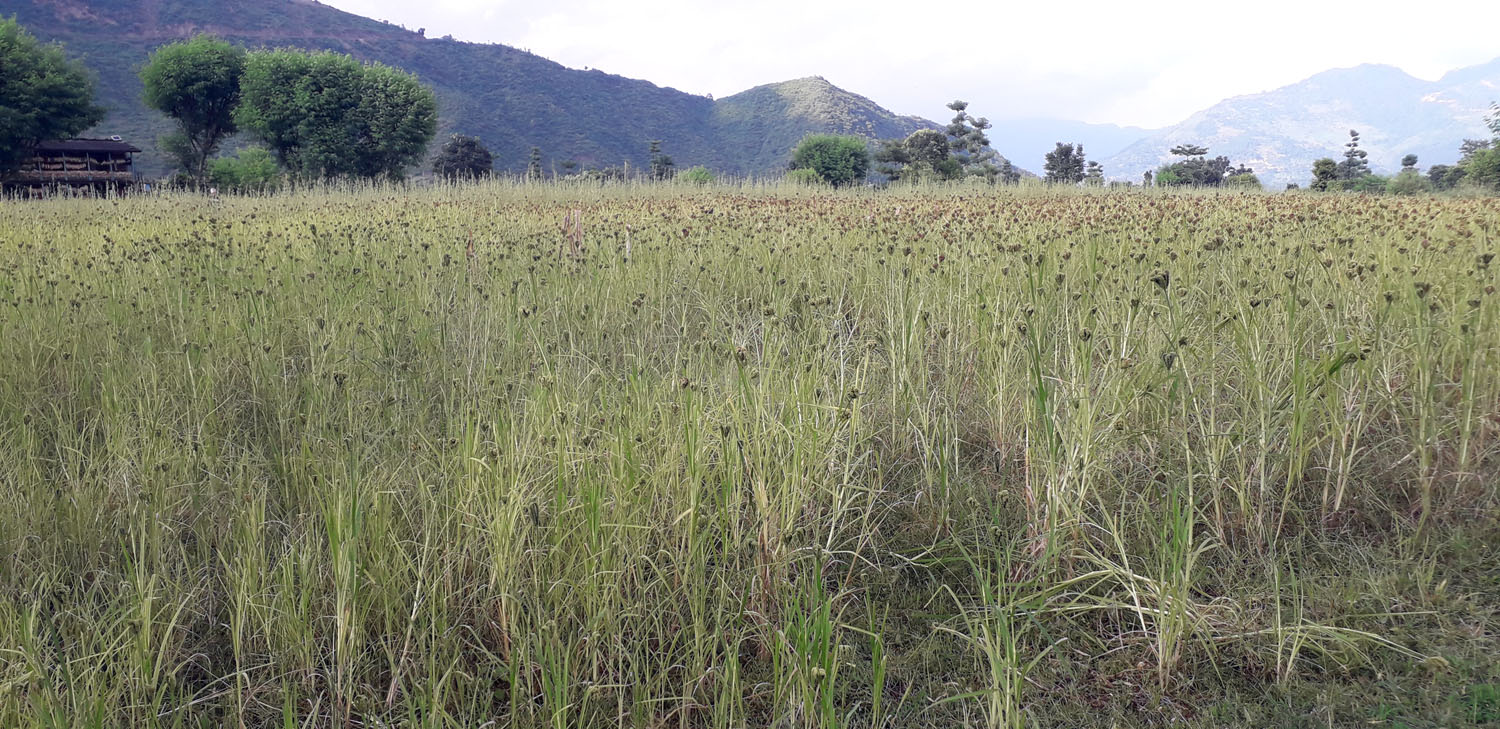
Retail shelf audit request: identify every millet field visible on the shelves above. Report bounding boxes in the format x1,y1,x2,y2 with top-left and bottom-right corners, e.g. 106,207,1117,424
0,183,1497,728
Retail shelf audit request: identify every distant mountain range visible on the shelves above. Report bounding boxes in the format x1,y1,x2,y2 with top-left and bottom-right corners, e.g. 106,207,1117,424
11,0,1498,185
10,0,935,177
1099,60,1500,187
988,119,1159,173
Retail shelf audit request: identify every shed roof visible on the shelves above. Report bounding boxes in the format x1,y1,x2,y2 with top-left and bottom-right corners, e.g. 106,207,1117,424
35,139,141,154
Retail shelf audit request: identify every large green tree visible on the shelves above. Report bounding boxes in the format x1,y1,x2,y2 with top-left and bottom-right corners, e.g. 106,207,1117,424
235,49,437,181
140,35,246,181
1310,157,1340,191
0,17,105,174
875,129,959,182
790,134,870,187
877,101,1017,184
1427,164,1464,191
1462,149,1500,191
1156,144,1235,187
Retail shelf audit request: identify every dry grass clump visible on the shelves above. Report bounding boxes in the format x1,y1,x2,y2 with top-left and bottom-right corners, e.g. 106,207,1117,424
0,180,1496,727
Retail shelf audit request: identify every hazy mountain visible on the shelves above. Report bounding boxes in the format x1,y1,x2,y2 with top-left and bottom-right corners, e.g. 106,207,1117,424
10,0,934,177
1100,60,1500,188
988,119,1156,172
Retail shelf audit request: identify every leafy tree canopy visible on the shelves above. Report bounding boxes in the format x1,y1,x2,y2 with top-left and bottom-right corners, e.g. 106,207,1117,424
1310,157,1341,191
141,35,245,180
1461,148,1500,192
0,17,105,173
235,49,437,181
875,129,959,182
1457,103,1500,191
1427,164,1464,191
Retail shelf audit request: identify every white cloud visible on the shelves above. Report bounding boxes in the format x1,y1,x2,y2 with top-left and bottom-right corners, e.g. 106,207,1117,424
326,0,1500,128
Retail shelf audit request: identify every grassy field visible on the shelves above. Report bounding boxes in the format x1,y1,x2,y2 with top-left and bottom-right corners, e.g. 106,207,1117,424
0,183,1497,728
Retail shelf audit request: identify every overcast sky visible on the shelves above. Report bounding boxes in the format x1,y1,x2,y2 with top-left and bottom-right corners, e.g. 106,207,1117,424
325,0,1500,129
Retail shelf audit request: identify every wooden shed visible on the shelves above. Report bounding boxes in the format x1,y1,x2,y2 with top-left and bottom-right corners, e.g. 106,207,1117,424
7,138,141,191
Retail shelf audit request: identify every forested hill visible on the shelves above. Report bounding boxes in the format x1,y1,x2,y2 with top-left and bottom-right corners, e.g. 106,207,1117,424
11,0,936,177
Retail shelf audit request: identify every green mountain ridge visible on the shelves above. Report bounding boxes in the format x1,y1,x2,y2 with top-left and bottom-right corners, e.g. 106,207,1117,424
10,0,938,177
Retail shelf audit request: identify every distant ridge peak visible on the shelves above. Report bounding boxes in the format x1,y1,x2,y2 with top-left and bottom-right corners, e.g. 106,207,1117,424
1100,55,1499,187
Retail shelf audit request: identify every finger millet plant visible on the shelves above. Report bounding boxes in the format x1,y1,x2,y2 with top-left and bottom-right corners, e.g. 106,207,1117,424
0,182,1496,727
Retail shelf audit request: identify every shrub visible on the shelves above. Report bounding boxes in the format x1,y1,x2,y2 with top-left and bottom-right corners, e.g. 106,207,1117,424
1225,173,1262,189
1349,175,1389,194
790,134,870,187
208,147,281,192
678,166,713,185
432,134,493,181
786,168,824,186
1386,169,1433,196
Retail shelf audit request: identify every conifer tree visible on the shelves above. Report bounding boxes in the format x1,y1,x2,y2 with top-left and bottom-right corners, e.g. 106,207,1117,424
527,147,543,180
943,100,1002,181
1084,161,1105,185
648,140,675,180
1337,129,1370,180
1043,142,1086,184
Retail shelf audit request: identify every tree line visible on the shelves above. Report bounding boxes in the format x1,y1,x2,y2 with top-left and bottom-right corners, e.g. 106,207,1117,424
4,16,1498,194
788,99,1266,189
0,21,441,189
1303,120,1500,194
143,36,438,188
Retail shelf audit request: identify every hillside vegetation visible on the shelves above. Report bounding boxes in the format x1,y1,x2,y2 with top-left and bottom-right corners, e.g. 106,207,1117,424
10,0,933,176
1,184,1496,727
